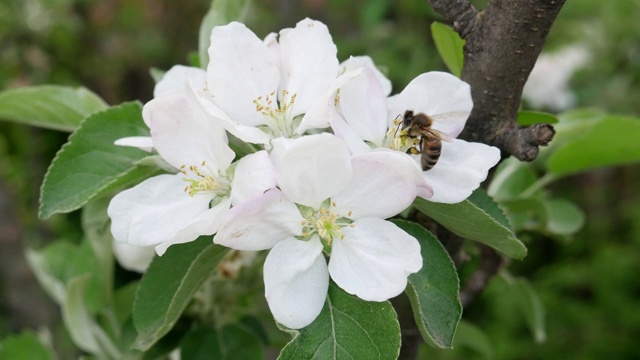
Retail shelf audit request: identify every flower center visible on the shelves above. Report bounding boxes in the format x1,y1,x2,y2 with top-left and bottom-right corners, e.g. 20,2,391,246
384,116,420,153
180,161,231,198
298,200,354,249
253,89,299,138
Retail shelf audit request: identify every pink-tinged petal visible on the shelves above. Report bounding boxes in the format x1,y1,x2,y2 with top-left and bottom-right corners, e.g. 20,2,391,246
270,134,352,209
423,139,501,203
144,86,234,173
332,150,420,219
277,18,338,117
230,150,277,206
155,197,232,256
208,22,279,127
298,67,363,134
112,241,156,273
264,237,329,329
114,136,153,152
388,72,472,138
108,174,211,247
154,65,207,98
338,66,389,146
340,55,392,96
329,107,371,154
329,218,422,301
214,188,303,251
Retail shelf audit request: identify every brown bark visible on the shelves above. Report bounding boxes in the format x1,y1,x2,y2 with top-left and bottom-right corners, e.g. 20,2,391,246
430,0,564,161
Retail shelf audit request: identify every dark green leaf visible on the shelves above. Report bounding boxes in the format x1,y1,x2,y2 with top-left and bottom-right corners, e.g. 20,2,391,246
430,22,465,77
199,0,252,68
451,320,494,359
0,85,107,132
0,331,57,360
279,282,400,360
181,325,263,360
393,220,461,349
413,190,527,259
39,102,158,219
547,115,640,175
516,111,559,126
133,238,229,350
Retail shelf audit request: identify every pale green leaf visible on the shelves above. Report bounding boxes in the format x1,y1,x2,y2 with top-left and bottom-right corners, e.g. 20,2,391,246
487,157,540,201
199,0,252,69
133,238,230,351
500,198,548,232
0,85,107,132
414,190,527,259
393,220,461,349
63,275,122,358
278,282,400,360
430,22,465,77
39,102,159,219
516,111,559,126
544,198,585,235
503,275,546,344
451,320,494,359
547,115,640,176
0,331,57,360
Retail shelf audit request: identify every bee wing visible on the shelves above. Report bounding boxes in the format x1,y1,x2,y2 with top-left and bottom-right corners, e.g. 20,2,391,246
427,128,454,142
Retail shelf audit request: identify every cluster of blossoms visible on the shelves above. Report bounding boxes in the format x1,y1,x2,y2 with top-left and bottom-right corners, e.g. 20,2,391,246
107,19,500,329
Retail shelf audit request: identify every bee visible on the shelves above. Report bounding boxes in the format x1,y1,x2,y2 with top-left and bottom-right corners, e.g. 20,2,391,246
401,110,452,171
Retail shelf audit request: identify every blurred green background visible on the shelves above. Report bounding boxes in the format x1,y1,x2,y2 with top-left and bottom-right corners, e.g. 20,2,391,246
1,0,639,358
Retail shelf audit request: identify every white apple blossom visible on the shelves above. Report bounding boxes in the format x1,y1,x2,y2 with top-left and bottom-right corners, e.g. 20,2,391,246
523,44,590,111
107,83,276,255
214,133,423,329
331,56,501,203
112,241,155,273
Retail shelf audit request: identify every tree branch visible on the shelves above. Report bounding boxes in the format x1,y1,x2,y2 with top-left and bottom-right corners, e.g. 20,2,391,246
429,0,566,160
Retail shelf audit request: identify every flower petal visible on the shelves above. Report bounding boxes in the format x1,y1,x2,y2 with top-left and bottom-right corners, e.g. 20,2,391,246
332,150,421,219
154,65,207,98
214,188,303,250
108,174,211,247
114,136,153,152
338,65,389,146
155,197,232,256
277,18,338,117
270,133,352,209
423,138,501,203
329,218,422,301
388,72,472,138
112,241,156,273
230,150,277,206
207,22,279,127
340,56,392,96
144,85,234,173
329,106,371,154
264,237,329,329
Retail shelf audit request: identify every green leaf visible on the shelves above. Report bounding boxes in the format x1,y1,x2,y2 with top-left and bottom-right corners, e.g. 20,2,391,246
547,115,640,175
544,198,585,235
279,282,400,360
63,274,122,358
39,102,158,219
504,275,546,343
451,320,494,359
516,111,559,126
487,157,540,201
414,190,527,259
133,238,230,351
393,220,461,349
430,22,465,77
180,325,263,360
500,198,548,233
0,85,107,132
198,0,252,69
0,331,57,360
